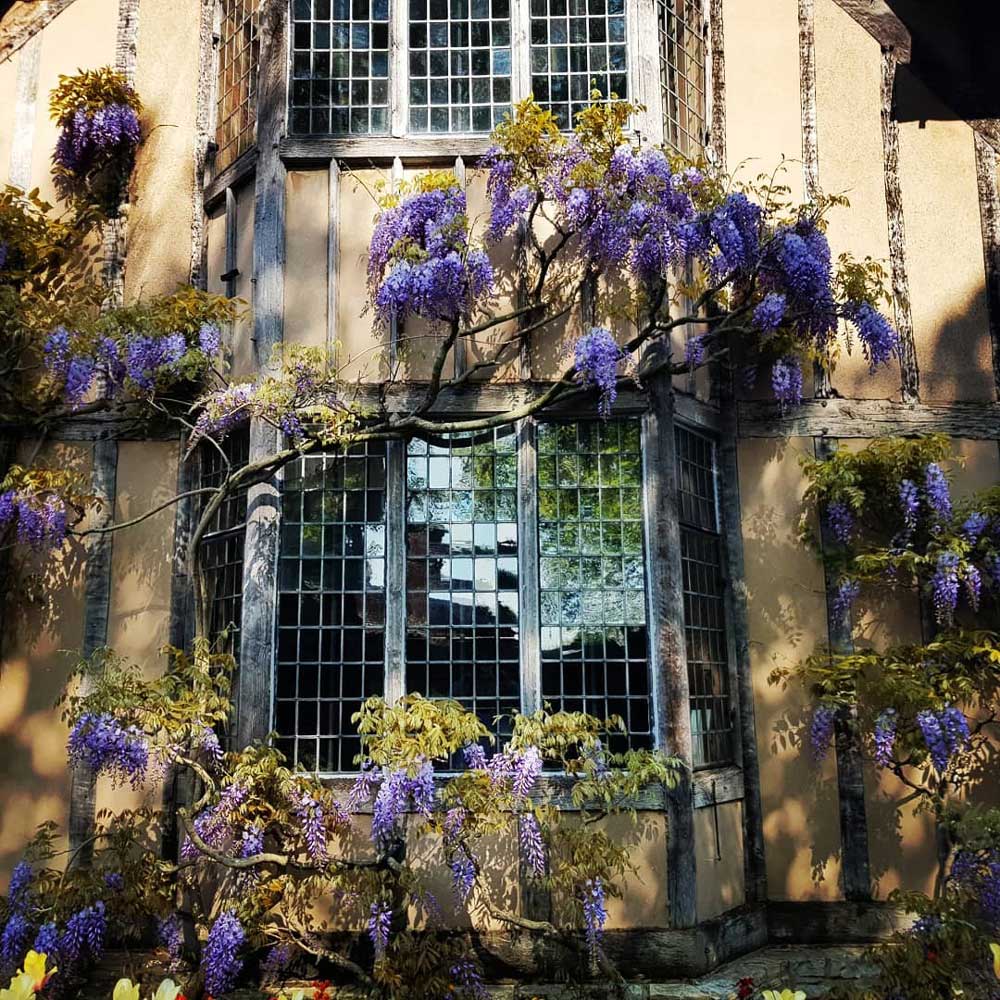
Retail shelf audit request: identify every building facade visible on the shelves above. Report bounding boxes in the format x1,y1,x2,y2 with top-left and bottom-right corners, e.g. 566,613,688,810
1,0,999,977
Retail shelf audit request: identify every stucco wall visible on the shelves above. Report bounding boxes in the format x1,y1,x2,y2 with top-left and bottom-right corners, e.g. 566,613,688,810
695,799,746,919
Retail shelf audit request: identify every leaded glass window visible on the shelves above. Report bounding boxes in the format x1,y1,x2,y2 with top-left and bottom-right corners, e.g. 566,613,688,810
537,420,652,753
529,0,628,130
274,443,388,772
656,0,706,155
405,428,520,737
676,426,734,767
408,0,513,133
215,0,259,169
290,0,391,135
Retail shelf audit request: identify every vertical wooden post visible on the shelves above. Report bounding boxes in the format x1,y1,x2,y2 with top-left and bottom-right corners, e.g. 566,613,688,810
8,31,41,189
69,437,119,863
517,418,541,715
327,158,341,361
384,439,407,706
389,157,405,373
236,0,287,747
973,132,1000,401
814,436,872,901
453,156,468,379
642,367,697,928
707,0,726,168
880,51,919,403
717,390,768,905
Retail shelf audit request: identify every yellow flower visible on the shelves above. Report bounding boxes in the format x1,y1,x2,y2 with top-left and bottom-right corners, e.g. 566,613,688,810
761,990,806,1000
18,952,56,991
0,974,37,1000
990,942,1000,980
152,980,182,1000
113,978,141,1000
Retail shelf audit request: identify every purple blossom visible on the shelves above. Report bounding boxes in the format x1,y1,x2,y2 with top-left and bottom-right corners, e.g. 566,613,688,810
831,578,860,622
844,300,898,370
449,958,489,1000
824,500,854,546
684,334,707,369
511,746,543,798
239,823,264,858
519,814,547,876
65,356,97,407
102,871,124,891
157,913,184,969
371,762,435,846
873,709,897,767
462,743,487,769
771,356,803,408
810,705,837,762
899,479,919,536
54,103,140,175
574,327,628,417
931,551,960,625
443,807,467,844
181,782,246,859
198,322,222,356
962,512,990,543
44,327,72,377
450,852,476,902
67,712,149,788
963,562,982,611
4,492,70,550
924,463,953,524
260,943,293,982
368,902,392,958
58,901,106,964
753,292,786,331
32,922,59,961
0,912,32,973
197,725,224,768
916,708,969,773
294,791,327,863
580,878,608,958
348,760,379,808
768,220,836,343
7,861,31,908
202,911,245,996
193,382,255,442
483,151,535,242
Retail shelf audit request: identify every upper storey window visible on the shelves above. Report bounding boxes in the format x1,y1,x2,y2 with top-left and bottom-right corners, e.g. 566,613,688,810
288,0,629,135
656,0,706,156
216,0,260,169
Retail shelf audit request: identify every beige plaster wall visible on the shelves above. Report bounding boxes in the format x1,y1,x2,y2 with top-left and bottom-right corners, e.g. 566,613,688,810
285,168,329,351
695,799,746,920
0,442,92,880
0,50,18,183
124,0,201,300
897,80,993,402
722,0,803,204
29,0,118,205
814,0,899,400
738,436,843,900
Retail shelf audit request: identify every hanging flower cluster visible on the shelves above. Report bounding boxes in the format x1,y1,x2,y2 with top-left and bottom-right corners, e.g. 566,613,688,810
67,713,151,789
368,175,493,326
48,67,142,211
573,327,630,417
201,911,245,997
0,488,69,550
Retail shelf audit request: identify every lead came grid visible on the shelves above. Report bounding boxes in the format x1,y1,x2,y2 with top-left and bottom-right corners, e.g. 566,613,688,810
274,444,387,772
290,0,390,135
529,0,628,130
676,426,734,767
215,0,259,169
656,0,706,156
408,0,513,133
537,421,652,752
405,428,520,738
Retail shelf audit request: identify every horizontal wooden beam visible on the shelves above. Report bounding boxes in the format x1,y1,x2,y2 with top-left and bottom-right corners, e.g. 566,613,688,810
692,764,744,808
279,135,495,165
767,900,909,944
830,0,911,62
203,146,259,210
739,396,1000,439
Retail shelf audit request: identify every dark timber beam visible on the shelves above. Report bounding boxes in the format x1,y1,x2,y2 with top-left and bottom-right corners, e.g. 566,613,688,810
642,367,697,928
236,0,287,747
973,132,1000,400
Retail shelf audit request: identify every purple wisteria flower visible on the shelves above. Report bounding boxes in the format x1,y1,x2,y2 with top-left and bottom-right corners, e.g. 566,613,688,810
348,760,379,808
0,490,71,550
157,913,184,970
370,762,435,846
843,300,898,370
831,578,860,622
931,551,960,625
198,322,222,356
58,901,106,964
202,911,245,996
753,292,786,332
197,725,224,768
873,709,897,767
181,782,247,859
924,463,953,524
260,943,293,982
67,713,149,788
684,334,707,369
449,958,489,1000
450,852,476,902
964,562,982,611
511,746,543,798
810,705,837,762
771,356,803,409
519,813,547,876
32,922,59,960
294,791,327,863
574,327,628,418
54,103,140,175
962,511,990,543
462,743,487,769
102,871,125,891
580,878,608,958
8,861,31,907
443,807,467,844
483,150,535,242
824,500,854,546
0,242,8,271
916,707,969,773
0,912,32,973
239,823,264,859
368,902,392,958
899,479,919,537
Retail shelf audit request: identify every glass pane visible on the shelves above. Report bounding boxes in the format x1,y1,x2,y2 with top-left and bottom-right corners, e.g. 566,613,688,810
538,420,652,753
408,0,513,132
656,0,706,155
274,442,387,772
405,428,520,740
215,0,259,168
290,0,391,134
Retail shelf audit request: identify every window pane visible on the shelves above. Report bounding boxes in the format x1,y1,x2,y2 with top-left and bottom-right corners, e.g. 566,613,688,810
538,420,652,753
530,0,627,129
405,428,520,738
657,0,706,155
676,426,735,768
215,0,259,169
408,0,513,132
274,443,387,772
290,0,391,135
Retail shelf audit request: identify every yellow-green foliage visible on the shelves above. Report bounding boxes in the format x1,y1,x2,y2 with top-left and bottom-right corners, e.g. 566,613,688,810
49,68,142,124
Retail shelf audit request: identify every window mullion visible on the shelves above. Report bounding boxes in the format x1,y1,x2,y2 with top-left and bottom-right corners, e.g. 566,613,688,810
517,417,542,715
385,437,407,704
391,0,408,135
511,0,531,102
